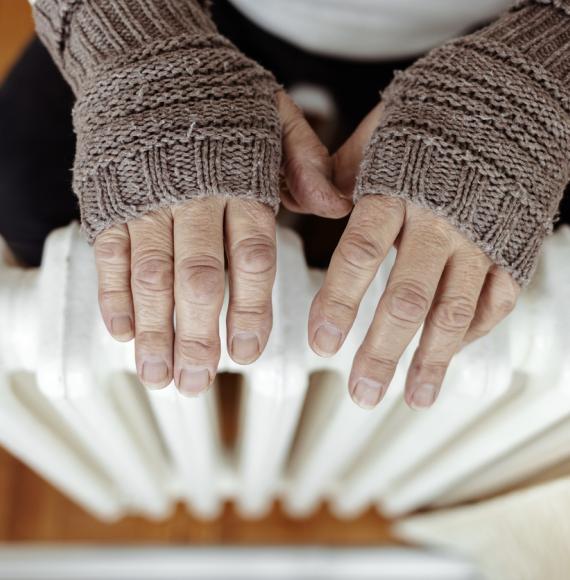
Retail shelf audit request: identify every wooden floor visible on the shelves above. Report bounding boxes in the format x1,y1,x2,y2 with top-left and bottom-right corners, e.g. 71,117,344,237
0,446,397,544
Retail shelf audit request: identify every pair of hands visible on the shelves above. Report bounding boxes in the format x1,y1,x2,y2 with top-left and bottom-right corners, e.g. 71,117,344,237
94,91,520,410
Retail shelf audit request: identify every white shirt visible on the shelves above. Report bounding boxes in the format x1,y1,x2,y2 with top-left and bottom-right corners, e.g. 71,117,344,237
228,0,513,59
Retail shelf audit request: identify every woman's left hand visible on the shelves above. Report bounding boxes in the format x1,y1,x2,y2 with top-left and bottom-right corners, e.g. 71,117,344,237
308,102,521,410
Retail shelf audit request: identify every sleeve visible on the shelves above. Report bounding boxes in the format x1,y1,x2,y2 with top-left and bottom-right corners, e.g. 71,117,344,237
31,0,282,242
354,0,570,286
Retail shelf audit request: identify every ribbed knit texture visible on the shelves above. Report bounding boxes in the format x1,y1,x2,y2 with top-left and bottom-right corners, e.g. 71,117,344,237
355,0,570,286
32,0,282,242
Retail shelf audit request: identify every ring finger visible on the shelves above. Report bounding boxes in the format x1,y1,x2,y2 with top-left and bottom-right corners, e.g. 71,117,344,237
128,209,174,389
225,198,276,364
404,247,490,409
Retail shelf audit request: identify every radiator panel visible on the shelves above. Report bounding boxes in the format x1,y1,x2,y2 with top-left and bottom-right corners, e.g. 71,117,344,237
0,224,569,526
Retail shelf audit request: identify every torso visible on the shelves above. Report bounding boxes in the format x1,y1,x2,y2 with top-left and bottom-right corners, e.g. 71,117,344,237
228,0,513,59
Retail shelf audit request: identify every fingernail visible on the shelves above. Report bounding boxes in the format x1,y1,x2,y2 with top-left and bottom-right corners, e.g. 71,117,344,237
313,322,342,356
351,378,385,409
111,315,132,338
141,361,169,387
230,332,260,363
179,367,211,397
410,383,438,410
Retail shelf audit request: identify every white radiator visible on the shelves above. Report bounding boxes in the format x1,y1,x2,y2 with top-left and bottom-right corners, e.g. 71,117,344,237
0,223,569,525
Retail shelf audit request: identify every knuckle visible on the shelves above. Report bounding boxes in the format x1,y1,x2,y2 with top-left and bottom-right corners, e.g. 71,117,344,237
431,296,475,333
232,235,275,276
496,297,517,318
455,244,491,271
177,336,220,362
236,199,274,222
284,150,350,215
282,110,309,141
338,231,384,270
361,195,405,220
231,303,271,320
282,155,302,182
283,159,330,207
302,185,331,208
136,330,171,351
177,255,224,303
466,328,489,343
386,282,431,325
95,238,130,265
493,286,518,317
136,206,171,226
132,255,173,292
358,348,398,374
98,289,130,311
409,213,453,249
472,249,492,270
410,356,449,377
430,224,453,248
383,196,406,215
320,292,358,323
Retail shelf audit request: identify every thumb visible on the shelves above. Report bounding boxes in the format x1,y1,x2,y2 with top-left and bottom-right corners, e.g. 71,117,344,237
277,91,352,219
333,101,385,199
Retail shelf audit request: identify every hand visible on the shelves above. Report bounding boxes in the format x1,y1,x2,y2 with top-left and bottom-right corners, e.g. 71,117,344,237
93,92,350,396
308,102,521,410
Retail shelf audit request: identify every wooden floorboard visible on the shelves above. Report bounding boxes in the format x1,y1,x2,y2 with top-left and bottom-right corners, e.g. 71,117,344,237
0,0,34,83
0,447,397,544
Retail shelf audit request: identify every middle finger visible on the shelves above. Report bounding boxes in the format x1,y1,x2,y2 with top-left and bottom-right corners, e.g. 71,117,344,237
404,247,490,409
172,198,225,397
128,208,174,389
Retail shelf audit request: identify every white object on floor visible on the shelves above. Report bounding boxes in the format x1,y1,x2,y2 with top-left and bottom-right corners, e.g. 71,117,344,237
396,477,570,580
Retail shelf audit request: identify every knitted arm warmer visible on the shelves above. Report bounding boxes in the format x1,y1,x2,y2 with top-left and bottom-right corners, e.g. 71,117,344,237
32,0,281,242
355,0,570,286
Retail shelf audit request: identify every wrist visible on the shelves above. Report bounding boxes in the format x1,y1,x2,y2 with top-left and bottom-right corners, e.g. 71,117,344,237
355,1,570,286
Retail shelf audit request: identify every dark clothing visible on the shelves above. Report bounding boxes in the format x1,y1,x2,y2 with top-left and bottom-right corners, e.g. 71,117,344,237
1,0,568,266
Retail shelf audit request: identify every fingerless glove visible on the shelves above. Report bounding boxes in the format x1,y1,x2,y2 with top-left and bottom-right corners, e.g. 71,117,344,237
32,0,282,242
356,0,570,286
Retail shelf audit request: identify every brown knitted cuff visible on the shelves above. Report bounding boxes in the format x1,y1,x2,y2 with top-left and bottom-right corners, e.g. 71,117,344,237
32,0,282,242
355,1,570,286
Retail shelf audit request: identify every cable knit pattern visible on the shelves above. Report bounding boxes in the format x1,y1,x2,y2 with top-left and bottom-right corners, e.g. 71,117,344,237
355,1,570,286
32,0,282,242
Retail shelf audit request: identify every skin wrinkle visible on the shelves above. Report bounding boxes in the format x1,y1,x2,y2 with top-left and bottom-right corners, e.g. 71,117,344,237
31,0,569,405
355,1,570,288
33,0,282,242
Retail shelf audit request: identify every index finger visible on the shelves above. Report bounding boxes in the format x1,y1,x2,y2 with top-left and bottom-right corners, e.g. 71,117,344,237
308,195,405,358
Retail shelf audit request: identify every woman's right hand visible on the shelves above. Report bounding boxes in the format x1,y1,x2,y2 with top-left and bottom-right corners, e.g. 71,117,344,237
94,92,351,396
